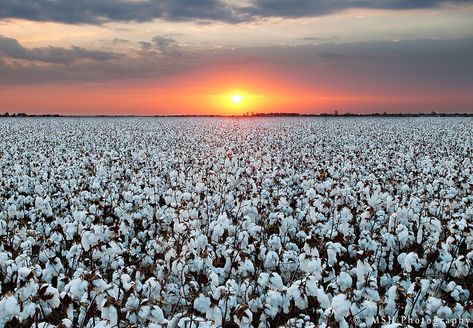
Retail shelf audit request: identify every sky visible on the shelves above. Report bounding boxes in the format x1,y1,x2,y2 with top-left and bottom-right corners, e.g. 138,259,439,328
0,0,472,115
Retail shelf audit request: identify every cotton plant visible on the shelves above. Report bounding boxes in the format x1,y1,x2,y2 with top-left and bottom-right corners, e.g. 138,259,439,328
1,117,473,327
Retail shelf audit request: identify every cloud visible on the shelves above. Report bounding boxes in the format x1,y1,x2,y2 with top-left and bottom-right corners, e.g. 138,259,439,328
0,35,194,84
0,35,472,96
0,35,120,63
0,0,471,24
0,0,244,24
242,0,473,19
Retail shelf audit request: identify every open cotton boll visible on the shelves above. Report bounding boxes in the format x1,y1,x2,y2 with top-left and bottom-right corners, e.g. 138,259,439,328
337,272,353,292
193,294,211,314
101,301,119,326
264,290,283,318
206,306,222,326
306,188,316,200
398,252,421,273
0,295,20,325
264,250,280,270
331,294,351,322
268,273,284,291
317,288,330,309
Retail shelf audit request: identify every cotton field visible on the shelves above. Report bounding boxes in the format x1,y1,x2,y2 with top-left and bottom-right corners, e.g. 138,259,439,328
0,117,472,328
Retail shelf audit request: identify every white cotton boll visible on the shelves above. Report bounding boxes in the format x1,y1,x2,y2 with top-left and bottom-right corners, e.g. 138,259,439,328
61,319,73,328
18,267,32,279
299,255,322,275
258,272,270,287
138,305,151,320
65,278,87,301
269,273,284,290
432,317,447,328
92,181,100,189
265,290,283,318
0,295,20,325
206,306,222,326
233,306,253,328
303,241,319,257
287,282,301,300
331,294,351,322
385,285,398,316
356,260,372,283
121,274,134,291
396,224,409,246
180,192,191,202
101,303,118,326
7,204,17,218
149,305,167,324
436,306,453,319
426,297,443,314
337,272,352,292
306,188,316,199
195,182,205,193
288,282,307,310
193,294,211,314
317,288,330,309
268,235,282,250
305,278,317,297
73,210,87,222
42,285,60,308
327,248,337,266
380,274,393,288
19,301,36,321
402,252,420,273
211,224,224,242
264,250,279,270
238,258,255,277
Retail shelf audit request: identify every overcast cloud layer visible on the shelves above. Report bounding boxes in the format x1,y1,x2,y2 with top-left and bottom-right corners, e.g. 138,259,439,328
0,0,472,24
1,34,472,94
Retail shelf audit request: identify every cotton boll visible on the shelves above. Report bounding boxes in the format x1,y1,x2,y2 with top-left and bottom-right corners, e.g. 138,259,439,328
331,294,351,322
400,252,420,273
268,273,284,291
101,300,118,326
337,272,353,292
264,290,283,318
149,305,167,324
206,306,222,326
193,294,211,314
258,272,270,288
317,288,330,309
268,235,282,250
264,250,280,270
233,305,252,328
0,294,20,326
436,306,453,319
306,188,316,199
432,317,447,328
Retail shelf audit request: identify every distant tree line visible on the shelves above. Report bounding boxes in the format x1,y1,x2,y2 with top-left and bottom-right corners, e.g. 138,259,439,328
1,112,62,117
2,111,472,118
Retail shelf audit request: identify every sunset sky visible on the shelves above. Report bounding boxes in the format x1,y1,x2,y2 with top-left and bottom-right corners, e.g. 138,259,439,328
1,0,472,115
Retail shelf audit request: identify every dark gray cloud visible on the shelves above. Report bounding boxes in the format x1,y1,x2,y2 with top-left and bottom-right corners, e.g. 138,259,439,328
0,0,471,24
0,0,244,24
139,36,181,56
0,35,472,98
242,0,473,19
230,38,473,91
0,35,120,63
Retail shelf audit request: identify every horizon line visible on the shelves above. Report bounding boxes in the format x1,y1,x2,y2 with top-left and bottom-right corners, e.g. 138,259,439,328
1,111,473,118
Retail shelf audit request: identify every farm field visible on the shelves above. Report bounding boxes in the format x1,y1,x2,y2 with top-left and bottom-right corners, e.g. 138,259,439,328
0,117,472,327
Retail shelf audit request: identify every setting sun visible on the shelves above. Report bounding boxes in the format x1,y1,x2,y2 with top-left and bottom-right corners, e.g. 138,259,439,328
231,94,243,104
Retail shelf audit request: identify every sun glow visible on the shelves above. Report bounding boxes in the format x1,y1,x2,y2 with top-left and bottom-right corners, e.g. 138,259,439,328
231,94,243,104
